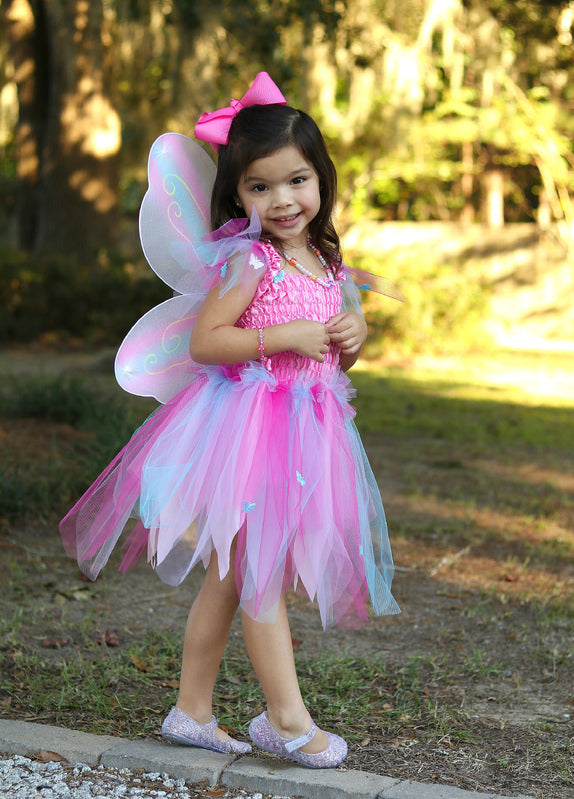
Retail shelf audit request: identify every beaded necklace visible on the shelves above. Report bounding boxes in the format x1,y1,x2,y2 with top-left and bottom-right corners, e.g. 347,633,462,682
284,241,335,289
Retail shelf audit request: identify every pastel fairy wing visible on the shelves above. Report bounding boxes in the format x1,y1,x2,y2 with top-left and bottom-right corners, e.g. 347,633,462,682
117,133,269,402
116,133,214,401
346,266,404,301
139,132,216,294
341,265,404,314
117,217,268,402
140,134,267,296
115,293,202,403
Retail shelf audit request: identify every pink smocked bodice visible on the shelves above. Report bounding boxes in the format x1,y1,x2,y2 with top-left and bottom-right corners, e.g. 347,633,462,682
236,242,343,381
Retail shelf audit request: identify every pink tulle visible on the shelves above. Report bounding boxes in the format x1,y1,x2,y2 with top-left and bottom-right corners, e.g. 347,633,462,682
60,363,397,629
61,208,400,629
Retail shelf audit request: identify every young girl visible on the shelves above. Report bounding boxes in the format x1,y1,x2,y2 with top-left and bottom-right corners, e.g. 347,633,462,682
60,72,400,769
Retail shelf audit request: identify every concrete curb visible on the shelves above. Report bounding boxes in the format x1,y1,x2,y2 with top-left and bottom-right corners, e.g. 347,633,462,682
0,719,535,799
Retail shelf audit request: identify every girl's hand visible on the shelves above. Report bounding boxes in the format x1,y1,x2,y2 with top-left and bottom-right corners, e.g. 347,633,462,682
283,319,331,362
326,312,367,356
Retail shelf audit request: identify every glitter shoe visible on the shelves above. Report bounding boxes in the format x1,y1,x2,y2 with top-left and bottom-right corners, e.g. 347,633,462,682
161,706,252,754
248,711,347,768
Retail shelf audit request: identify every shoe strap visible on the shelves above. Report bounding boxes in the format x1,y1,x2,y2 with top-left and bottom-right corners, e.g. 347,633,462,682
284,721,317,753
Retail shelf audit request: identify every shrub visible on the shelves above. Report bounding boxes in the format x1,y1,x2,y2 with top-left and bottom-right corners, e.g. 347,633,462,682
0,249,171,345
350,249,491,356
0,373,154,520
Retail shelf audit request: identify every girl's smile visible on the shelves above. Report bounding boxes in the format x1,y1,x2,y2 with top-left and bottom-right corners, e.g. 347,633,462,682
236,145,321,248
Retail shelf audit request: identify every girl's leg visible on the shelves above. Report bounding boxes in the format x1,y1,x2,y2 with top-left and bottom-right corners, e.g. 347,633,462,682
176,546,239,741
241,596,329,754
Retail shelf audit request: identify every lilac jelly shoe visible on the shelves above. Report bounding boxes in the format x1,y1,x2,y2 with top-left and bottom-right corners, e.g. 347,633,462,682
161,706,252,755
248,711,347,769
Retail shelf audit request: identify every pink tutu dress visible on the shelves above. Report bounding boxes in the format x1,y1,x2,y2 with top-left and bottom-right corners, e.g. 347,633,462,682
59,134,400,630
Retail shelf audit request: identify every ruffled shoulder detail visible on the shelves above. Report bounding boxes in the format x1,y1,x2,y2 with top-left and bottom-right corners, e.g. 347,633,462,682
169,211,270,298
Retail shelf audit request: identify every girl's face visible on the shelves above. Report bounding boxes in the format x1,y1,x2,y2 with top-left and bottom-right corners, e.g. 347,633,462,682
236,145,321,248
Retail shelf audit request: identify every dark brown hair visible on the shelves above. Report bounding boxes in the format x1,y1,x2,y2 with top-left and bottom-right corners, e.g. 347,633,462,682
210,104,341,270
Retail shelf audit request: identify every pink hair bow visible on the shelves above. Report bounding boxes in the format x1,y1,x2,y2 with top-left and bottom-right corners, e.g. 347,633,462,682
194,72,287,149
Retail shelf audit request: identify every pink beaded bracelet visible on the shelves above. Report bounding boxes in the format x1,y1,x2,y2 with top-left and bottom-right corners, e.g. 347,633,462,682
257,328,267,365
257,328,271,371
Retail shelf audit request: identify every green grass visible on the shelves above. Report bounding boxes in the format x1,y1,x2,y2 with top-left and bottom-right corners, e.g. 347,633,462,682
0,371,153,435
3,357,573,515
0,373,155,520
0,625,475,745
352,362,574,450
1,356,573,794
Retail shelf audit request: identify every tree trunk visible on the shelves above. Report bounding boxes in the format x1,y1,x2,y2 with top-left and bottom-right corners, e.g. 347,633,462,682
460,140,474,224
3,0,121,260
481,168,504,228
2,0,50,249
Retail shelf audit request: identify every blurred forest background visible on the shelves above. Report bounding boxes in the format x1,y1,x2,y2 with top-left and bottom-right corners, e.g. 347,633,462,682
1,0,573,353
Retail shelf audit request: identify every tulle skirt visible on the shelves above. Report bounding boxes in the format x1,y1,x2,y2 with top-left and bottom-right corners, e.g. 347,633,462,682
60,362,399,629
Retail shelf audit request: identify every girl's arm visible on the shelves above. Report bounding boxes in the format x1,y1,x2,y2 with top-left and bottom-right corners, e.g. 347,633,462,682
190,283,331,365
326,312,368,372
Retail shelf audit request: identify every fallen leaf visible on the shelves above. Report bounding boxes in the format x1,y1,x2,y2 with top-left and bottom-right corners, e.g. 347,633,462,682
130,652,149,671
55,587,92,603
94,629,120,647
104,629,120,647
41,638,70,649
291,636,302,650
360,736,371,746
71,589,91,601
160,679,179,689
35,750,69,763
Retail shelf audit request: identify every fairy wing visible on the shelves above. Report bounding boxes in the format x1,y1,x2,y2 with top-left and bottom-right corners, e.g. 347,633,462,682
115,293,204,402
341,265,404,314
347,266,404,301
138,132,216,294
115,133,267,403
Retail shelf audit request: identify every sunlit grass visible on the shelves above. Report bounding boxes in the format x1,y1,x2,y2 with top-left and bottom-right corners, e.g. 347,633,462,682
352,353,574,450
